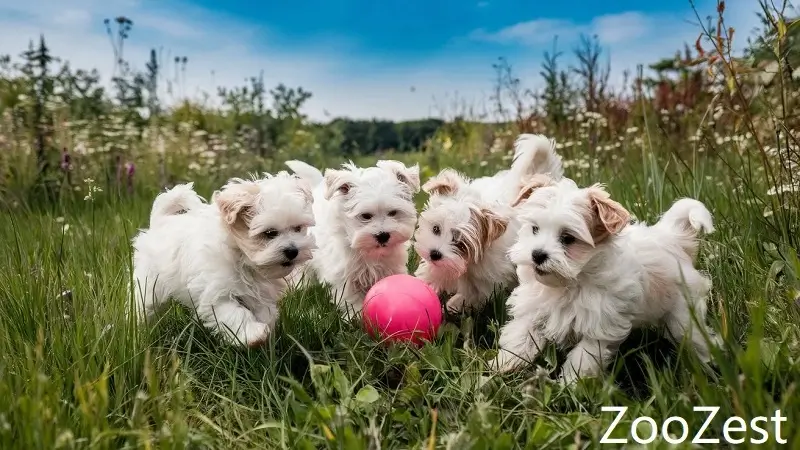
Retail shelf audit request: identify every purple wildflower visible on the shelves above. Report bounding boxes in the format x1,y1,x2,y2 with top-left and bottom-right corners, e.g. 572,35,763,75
60,149,72,171
125,162,136,194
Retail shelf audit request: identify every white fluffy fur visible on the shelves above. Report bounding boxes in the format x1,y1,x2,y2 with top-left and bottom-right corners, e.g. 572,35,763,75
493,177,721,383
285,159,421,316
413,134,564,313
132,173,316,347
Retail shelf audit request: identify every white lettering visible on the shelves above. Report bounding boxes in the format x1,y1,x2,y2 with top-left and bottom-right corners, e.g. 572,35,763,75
662,416,689,444
723,417,746,444
600,406,628,444
631,416,657,444
692,406,720,444
771,410,787,444
750,417,769,444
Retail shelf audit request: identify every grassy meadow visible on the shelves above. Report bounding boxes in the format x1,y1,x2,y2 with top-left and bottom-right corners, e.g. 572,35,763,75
2,2,800,448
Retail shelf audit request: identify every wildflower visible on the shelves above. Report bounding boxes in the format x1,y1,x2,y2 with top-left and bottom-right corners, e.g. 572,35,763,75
479,161,488,167
55,217,65,223
442,136,453,151
59,149,72,172
125,162,136,194
55,430,74,448
62,224,70,233
767,183,800,196
83,178,102,202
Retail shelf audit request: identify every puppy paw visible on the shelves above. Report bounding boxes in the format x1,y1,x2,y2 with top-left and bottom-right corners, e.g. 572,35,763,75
243,322,270,348
489,350,523,373
445,294,467,314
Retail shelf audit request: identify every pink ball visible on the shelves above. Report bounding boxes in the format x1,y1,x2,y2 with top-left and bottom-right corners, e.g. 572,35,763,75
362,274,442,346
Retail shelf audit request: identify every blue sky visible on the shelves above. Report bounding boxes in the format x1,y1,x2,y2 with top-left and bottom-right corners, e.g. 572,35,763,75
0,0,764,120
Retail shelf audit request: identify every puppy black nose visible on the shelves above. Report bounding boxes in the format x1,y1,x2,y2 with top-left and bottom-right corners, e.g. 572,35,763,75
531,250,548,265
429,250,443,261
375,232,390,244
283,247,299,260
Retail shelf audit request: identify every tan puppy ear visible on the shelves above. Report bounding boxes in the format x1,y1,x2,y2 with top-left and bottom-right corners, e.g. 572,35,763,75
422,169,466,196
586,184,630,242
377,160,421,193
512,174,554,207
214,182,259,225
477,208,509,245
323,168,354,200
457,207,509,263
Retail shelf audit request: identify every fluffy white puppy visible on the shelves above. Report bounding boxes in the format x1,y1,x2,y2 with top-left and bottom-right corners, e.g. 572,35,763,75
492,175,721,383
285,159,421,316
413,134,564,313
132,173,315,347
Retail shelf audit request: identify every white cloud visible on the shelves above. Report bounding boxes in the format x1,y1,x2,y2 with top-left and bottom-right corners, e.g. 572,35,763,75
0,0,768,121
471,11,660,47
591,12,650,44
469,19,572,46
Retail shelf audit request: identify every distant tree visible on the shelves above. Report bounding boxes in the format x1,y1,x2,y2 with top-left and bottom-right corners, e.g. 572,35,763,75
572,34,609,113
20,35,57,193
539,37,573,131
144,49,161,119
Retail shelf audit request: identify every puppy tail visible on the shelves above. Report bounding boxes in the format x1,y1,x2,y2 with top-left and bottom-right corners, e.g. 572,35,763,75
149,182,204,227
285,160,323,186
509,134,564,181
656,198,714,258
658,198,715,235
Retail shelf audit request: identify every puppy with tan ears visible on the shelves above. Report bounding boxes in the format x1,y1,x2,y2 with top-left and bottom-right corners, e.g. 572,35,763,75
413,134,564,314
132,173,315,347
285,159,421,316
492,175,721,384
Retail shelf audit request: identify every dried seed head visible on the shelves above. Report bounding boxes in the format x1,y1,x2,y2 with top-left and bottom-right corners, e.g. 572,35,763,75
717,1,725,14
695,34,706,57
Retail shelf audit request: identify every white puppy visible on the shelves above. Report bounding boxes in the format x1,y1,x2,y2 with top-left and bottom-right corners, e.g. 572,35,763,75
285,159,420,316
413,134,564,313
493,175,721,383
132,173,315,347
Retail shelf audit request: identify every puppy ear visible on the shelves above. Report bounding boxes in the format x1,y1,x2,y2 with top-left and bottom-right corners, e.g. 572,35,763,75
296,179,314,205
422,169,466,196
586,184,630,242
377,160,421,193
460,207,509,262
214,182,259,225
512,174,554,207
477,208,509,244
323,168,354,200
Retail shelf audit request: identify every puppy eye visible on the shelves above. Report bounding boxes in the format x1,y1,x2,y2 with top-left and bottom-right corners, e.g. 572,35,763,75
360,213,373,221
559,233,576,246
263,229,279,239
432,225,441,236
451,230,461,242
531,225,540,235
388,210,398,217
293,225,303,233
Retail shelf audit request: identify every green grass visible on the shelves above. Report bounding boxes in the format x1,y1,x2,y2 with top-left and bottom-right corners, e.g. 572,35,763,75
1,130,800,449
